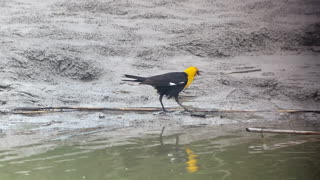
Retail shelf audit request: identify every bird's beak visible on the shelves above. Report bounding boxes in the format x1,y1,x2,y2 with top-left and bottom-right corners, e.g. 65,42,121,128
197,71,202,75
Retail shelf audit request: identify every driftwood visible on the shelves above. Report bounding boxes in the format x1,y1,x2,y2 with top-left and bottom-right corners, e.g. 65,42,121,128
246,127,320,135
12,106,320,115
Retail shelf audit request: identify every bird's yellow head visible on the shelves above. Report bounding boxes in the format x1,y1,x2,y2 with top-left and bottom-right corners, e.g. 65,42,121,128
184,66,200,88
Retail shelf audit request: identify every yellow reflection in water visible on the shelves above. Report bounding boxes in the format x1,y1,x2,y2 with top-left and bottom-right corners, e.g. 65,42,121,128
185,146,199,173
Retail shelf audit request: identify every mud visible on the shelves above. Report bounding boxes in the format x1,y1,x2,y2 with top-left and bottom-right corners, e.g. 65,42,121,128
0,0,320,152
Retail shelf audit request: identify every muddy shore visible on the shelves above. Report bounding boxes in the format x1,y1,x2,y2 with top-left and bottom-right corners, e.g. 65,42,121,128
0,0,320,156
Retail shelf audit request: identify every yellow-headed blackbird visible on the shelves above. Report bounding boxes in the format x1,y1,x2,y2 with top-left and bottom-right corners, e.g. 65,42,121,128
123,66,200,112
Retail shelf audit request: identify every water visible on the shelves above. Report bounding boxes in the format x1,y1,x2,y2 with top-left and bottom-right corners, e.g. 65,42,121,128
0,127,319,180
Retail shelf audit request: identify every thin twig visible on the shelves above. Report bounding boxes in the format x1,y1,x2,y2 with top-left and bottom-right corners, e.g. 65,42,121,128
12,106,320,114
225,68,262,75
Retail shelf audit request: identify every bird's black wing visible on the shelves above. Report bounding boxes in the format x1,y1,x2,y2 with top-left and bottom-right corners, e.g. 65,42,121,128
142,72,188,87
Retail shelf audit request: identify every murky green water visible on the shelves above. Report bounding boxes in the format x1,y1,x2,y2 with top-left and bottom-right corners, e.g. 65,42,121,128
1,128,320,180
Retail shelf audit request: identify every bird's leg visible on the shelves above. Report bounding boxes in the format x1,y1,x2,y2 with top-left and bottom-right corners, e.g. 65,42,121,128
174,96,191,112
159,94,167,112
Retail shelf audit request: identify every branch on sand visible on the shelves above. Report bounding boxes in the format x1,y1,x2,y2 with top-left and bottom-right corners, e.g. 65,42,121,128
11,106,320,115
246,127,320,135
225,68,262,75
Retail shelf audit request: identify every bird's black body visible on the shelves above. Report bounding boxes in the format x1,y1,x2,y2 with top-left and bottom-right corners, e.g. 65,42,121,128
123,72,189,112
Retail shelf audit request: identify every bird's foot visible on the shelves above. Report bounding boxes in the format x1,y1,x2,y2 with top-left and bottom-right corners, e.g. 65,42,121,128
180,110,191,115
163,110,175,113
153,110,173,115
181,107,192,113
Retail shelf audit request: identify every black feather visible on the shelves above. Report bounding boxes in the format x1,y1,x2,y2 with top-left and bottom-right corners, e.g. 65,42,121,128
123,74,146,82
142,72,187,86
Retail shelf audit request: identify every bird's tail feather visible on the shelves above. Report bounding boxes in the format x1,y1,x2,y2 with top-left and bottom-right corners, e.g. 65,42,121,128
123,74,146,82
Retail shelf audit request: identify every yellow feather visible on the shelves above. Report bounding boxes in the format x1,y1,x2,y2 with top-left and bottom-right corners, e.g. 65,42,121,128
184,66,199,88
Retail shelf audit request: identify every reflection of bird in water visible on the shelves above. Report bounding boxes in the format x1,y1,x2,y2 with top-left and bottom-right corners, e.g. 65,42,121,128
185,146,199,173
159,128,199,172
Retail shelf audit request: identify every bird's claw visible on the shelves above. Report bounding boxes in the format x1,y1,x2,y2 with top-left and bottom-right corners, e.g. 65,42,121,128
154,110,173,115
